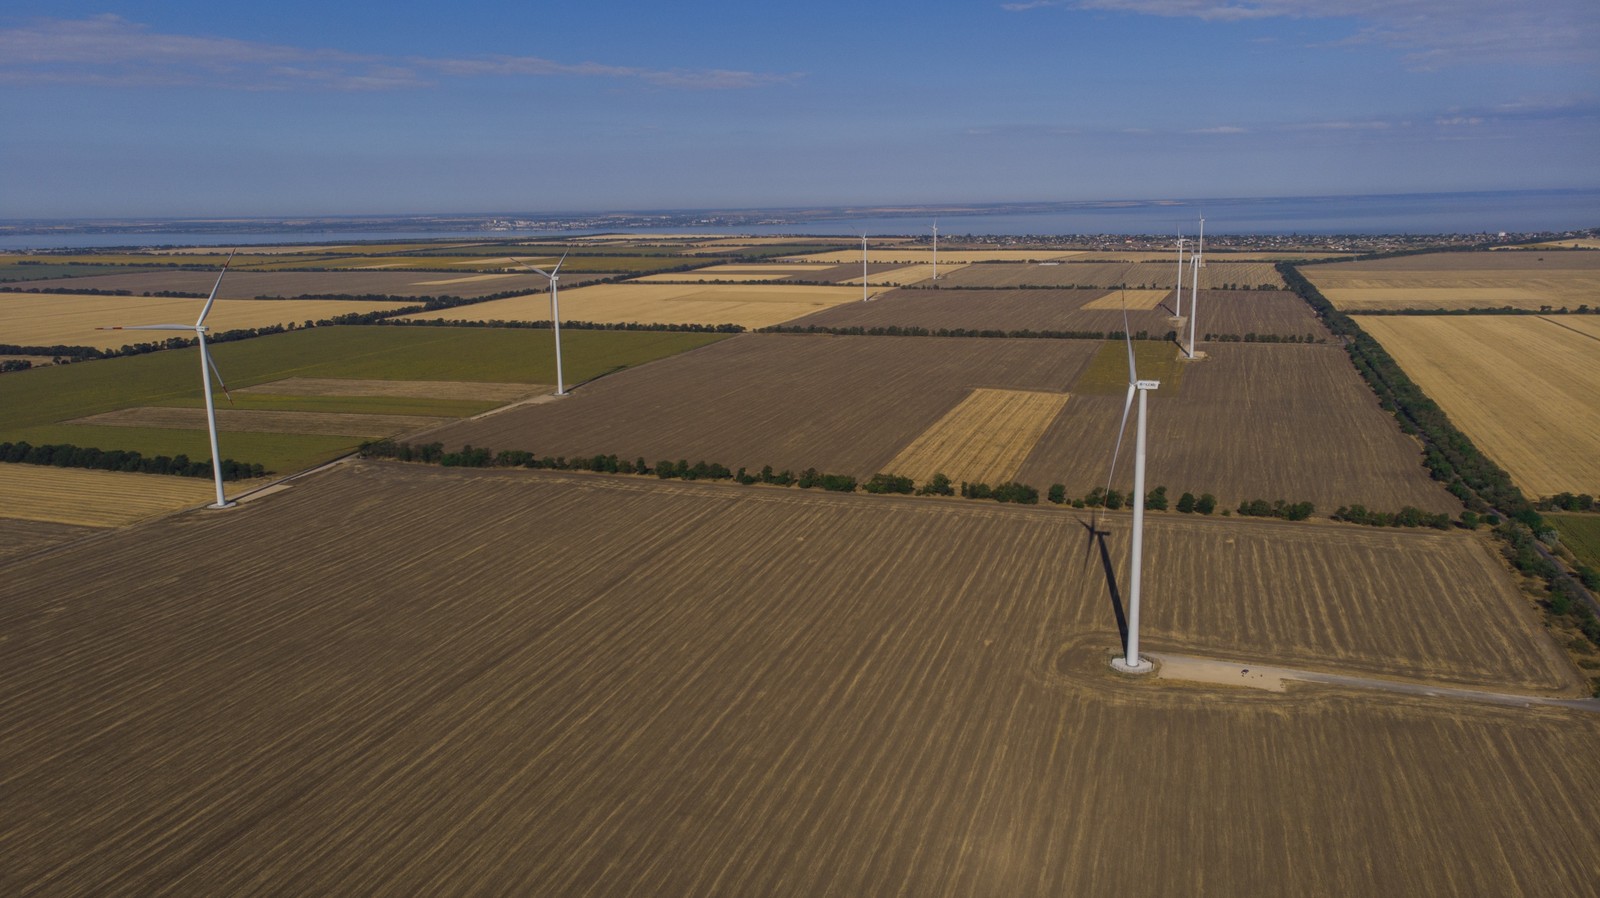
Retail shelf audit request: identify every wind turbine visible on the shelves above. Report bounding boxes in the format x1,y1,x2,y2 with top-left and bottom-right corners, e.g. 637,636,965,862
860,233,870,301
1185,250,1202,360
1106,293,1160,674
98,252,237,509
931,219,939,282
512,252,569,396
1172,233,1187,319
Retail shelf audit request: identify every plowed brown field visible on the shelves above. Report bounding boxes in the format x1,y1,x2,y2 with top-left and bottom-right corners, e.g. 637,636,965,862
434,335,1452,513
0,463,1590,896
786,288,1327,338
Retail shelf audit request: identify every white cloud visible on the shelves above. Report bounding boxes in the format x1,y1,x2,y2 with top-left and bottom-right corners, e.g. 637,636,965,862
1003,0,1598,68
0,15,798,91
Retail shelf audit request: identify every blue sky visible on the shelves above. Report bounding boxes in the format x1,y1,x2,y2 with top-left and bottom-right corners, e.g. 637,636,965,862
1,1,1595,217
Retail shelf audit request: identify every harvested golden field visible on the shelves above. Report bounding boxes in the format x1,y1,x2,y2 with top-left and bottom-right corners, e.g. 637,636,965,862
1357,316,1600,496
0,463,1591,896
1305,251,1600,310
402,282,862,328
1197,260,1286,289
0,464,217,527
0,269,562,299
437,335,1448,513
236,377,544,401
790,249,1083,264
884,388,1070,483
835,263,938,287
69,407,451,438
789,288,1327,339
1081,289,1171,310
0,294,412,349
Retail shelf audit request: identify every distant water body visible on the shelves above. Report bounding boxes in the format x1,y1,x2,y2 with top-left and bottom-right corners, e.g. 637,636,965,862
3,189,1594,251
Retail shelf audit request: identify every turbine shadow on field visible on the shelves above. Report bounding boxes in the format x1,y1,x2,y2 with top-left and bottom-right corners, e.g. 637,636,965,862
1079,516,1128,647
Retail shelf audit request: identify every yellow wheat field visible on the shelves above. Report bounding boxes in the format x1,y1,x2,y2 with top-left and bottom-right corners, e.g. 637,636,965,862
1082,289,1174,311
401,283,863,329
0,294,412,350
788,249,1085,264
0,464,217,527
885,388,1071,484
1358,316,1600,496
1306,267,1600,311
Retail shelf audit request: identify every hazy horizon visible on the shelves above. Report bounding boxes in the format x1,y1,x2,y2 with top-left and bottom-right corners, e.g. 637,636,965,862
2,2,1596,219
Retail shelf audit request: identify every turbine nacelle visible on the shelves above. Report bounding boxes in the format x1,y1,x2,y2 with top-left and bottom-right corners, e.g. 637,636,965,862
1134,379,1161,391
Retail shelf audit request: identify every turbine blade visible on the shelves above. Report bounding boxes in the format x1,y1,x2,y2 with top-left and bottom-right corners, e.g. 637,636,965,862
206,349,234,405
196,251,236,327
550,250,568,276
510,256,555,279
1121,288,1137,381
1107,381,1136,490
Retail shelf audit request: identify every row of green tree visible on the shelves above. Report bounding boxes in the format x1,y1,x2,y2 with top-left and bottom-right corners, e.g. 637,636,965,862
1204,332,1326,344
1278,262,1539,526
1537,492,1596,512
759,324,1177,342
0,440,266,480
1352,305,1596,316
1330,504,1453,529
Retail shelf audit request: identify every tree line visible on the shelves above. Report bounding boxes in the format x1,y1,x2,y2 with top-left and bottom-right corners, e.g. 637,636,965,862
0,440,266,480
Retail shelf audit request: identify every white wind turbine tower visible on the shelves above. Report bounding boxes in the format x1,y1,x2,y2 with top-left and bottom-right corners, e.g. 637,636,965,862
98,252,238,509
1171,232,1187,319
513,252,569,395
1106,295,1160,674
931,219,939,282
1185,249,1202,360
860,233,870,301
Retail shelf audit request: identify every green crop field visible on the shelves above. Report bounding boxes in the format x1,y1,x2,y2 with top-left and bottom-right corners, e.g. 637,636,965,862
0,325,726,473
1550,514,1600,572
0,263,131,283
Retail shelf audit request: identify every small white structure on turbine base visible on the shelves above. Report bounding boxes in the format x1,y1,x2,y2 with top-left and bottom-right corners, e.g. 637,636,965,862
1107,295,1159,674
861,233,870,301
98,252,238,509
931,220,939,282
513,252,570,396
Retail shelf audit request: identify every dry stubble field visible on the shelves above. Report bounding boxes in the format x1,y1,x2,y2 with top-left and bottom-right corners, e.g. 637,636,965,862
1357,315,1600,496
1014,342,1458,513
0,270,559,299
439,334,1451,514
1304,251,1600,310
0,464,217,527
0,294,413,349
402,282,863,329
0,463,1591,896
